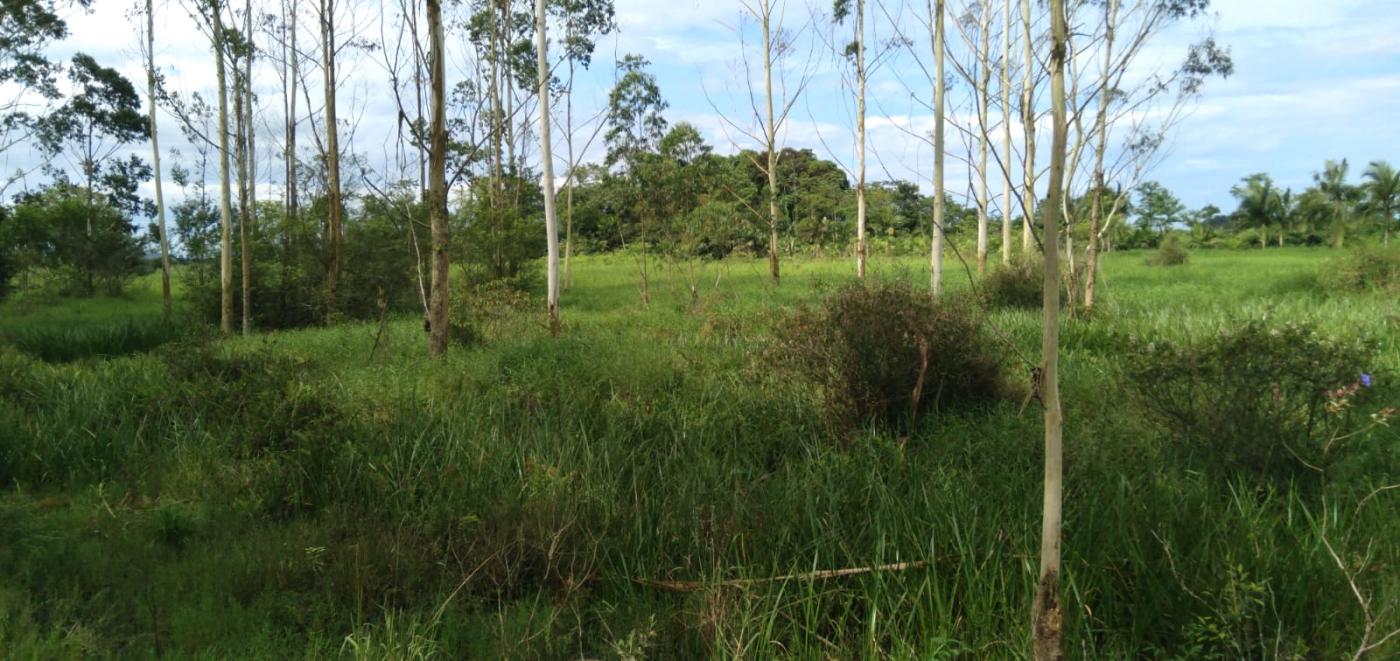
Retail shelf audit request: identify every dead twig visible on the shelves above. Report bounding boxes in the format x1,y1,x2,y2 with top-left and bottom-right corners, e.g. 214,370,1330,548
635,560,932,593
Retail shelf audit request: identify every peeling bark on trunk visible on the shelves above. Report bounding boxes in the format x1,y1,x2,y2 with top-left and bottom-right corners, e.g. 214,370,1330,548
426,0,450,358
1032,0,1068,656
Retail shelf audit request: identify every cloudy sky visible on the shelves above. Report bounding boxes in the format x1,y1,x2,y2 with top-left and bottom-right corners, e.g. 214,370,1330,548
8,0,1400,217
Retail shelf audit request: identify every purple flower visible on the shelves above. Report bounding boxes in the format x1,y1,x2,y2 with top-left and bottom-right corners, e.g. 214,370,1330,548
1360,373,1373,388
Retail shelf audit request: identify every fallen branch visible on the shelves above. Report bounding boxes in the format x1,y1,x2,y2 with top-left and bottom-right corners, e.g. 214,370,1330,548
635,560,932,593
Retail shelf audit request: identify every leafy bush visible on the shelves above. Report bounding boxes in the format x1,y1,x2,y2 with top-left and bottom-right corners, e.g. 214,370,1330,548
981,258,1044,308
773,280,1004,434
1321,247,1400,294
1123,319,1384,480
449,280,539,347
1147,238,1190,267
980,256,1080,309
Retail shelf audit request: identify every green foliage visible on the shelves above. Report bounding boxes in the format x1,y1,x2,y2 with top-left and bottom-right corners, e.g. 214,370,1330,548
1,315,192,362
1123,318,1380,480
4,185,146,295
773,279,1004,433
1321,247,1400,294
1147,236,1190,266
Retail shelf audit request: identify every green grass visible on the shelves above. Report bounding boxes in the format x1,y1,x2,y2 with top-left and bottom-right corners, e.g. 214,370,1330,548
1,247,1397,657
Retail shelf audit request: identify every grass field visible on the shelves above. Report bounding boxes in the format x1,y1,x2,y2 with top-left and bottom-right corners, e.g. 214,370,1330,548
1,248,1397,658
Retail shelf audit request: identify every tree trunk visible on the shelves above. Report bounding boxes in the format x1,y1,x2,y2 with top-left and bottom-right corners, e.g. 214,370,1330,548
563,59,575,290
426,0,449,358
214,4,235,335
536,0,561,333
320,0,342,323
1083,0,1116,313
1000,0,1012,265
855,0,867,279
975,1,990,275
764,3,781,285
146,0,172,317
235,46,252,334
1020,0,1036,256
929,0,945,295
1032,0,1068,655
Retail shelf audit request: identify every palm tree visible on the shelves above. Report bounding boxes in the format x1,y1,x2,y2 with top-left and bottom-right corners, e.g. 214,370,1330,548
1313,159,1355,248
1361,160,1400,247
1231,173,1281,249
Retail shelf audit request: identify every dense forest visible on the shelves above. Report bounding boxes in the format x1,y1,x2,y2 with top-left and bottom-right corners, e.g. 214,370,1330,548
1,0,1398,657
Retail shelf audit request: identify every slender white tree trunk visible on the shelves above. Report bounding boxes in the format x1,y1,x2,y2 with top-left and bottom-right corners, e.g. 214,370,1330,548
1084,0,1116,312
764,2,781,285
145,0,172,317
930,0,945,295
855,0,868,279
213,4,235,334
976,1,990,275
320,0,342,322
1020,0,1036,255
1032,0,1068,655
536,0,560,332
1001,0,1013,265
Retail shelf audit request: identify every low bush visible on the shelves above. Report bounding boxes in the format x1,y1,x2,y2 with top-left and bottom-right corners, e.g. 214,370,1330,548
979,256,1081,309
1321,247,1400,294
1123,319,1384,480
450,280,539,347
1147,238,1190,267
773,279,1004,434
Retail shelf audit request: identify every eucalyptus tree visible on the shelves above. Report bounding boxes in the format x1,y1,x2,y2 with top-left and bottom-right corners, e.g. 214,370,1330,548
139,0,173,315
534,0,560,330
717,0,811,285
1361,160,1399,247
1017,0,1035,255
185,0,235,333
1080,0,1232,311
1031,0,1068,654
604,54,668,306
426,0,449,357
929,0,946,295
832,0,868,277
999,0,1012,264
318,0,343,321
552,0,615,290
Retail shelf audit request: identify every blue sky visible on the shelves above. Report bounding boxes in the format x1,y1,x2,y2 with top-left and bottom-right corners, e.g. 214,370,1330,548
7,0,1399,217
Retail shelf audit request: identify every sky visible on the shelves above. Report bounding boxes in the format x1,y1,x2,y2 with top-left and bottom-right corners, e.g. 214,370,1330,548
6,0,1400,219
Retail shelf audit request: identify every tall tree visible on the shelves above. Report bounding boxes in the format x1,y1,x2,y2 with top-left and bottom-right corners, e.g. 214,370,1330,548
834,0,867,278
36,53,151,294
1361,160,1399,247
1018,0,1035,255
974,0,991,274
142,0,173,316
1,0,95,193
426,0,449,357
604,54,667,306
554,0,615,290
535,0,560,331
1231,173,1280,250
318,0,343,322
929,0,945,294
1000,0,1012,265
1082,0,1115,311
1031,0,1068,654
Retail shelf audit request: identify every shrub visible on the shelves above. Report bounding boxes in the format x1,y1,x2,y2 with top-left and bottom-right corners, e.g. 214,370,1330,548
1321,247,1400,294
980,256,1080,309
449,280,539,347
1123,319,1383,480
1147,238,1190,267
773,279,1004,434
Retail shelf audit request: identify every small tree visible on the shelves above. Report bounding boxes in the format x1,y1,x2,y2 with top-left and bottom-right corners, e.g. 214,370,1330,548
35,53,152,295
604,54,668,306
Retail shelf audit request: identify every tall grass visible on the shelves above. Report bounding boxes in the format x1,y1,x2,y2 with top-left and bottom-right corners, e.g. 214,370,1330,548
0,249,1396,656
